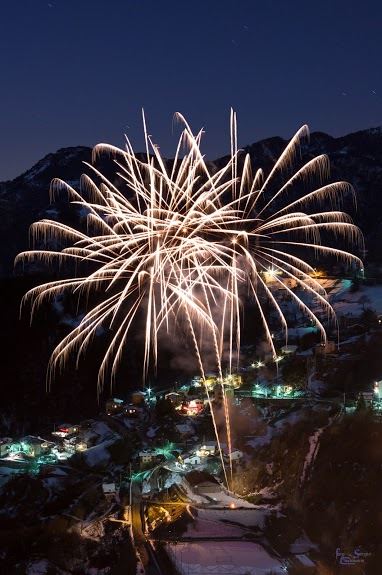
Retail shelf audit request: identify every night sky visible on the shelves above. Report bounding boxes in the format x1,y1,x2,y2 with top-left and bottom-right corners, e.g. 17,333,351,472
1,0,381,180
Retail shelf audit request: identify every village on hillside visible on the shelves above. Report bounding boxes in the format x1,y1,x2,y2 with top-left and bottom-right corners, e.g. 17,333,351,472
1,273,382,574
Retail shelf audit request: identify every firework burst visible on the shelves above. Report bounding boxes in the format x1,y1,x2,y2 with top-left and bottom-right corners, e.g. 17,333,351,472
17,111,363,485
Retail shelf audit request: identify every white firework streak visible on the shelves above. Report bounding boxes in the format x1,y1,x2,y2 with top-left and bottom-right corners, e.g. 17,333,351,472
16,111,363,487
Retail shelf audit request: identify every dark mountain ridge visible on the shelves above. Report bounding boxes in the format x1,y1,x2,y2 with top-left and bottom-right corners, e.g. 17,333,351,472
1,126,382,277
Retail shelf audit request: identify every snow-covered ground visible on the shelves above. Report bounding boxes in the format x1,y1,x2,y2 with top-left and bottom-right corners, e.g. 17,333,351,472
26,560,51,575
83,439,115,467
300,415,336,485
276,279,382,332
164,472,183,488
183,516,247,538
329,281,382,317
87,421,115,441
246,426,274,449
300,427,324,485
196,507,277,530
289,534,318,554
180,478,206,504
283,326,318,339
181,476,279,531
246,408,306,449
205,490,256,509
166,540,285,574
183,475,256,510
146,425,159,439
0,467,22,486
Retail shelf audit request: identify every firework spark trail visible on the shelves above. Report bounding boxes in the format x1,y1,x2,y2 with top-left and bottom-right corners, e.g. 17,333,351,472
184,305,229,488
16,110,363,487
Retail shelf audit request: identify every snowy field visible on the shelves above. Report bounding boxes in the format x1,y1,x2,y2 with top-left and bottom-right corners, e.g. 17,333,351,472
321,279,382,317
279,279,382,323
206,490,256,509
166,540,285,574
183,516,247,538
331,283,382,316
195,507,276,530
83,439,115,467
182,476,257,509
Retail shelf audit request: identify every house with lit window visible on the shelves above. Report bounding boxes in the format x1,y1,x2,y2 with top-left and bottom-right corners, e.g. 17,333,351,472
105,398,125,415
181,398,204,416
183,453,201,466
165,392,185,408
197,441,217,456
52,424,79,438
20,436,51,457
223,447,243,463
139,449,161,469
0,438,12,458
124,404,139,417
102,481,117,498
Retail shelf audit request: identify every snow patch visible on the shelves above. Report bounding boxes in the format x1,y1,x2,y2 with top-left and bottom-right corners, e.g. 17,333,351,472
83,439,114,467
26,560,50,575
166,540,285,574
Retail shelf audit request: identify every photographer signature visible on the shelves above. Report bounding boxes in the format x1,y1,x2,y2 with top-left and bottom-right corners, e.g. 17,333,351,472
336,547,371,565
